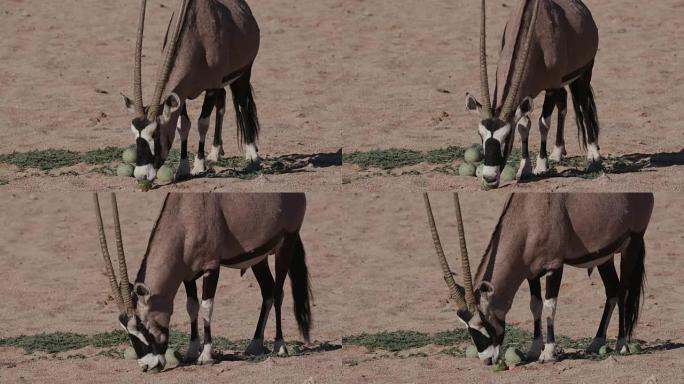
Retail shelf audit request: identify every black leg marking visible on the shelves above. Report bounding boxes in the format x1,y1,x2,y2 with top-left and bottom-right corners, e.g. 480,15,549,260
179,104,189,161
201,269,219,347
544,268,563,345
596,261,619,340
213,88,227,148
539,90,558,160
528,278,543,340
555,88,568,149
196,92,216,161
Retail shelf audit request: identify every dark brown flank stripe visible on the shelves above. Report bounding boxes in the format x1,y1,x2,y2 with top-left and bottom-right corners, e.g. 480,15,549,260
220,233,285,267
565,232,631,266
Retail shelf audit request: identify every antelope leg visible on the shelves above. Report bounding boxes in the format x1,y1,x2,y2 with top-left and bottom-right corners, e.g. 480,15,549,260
183,280,201,363
192,92,215,175
587,260,618,353
198,269,219,365
527,278,544,360
540,268,563,363
245,260,275,356
550,88,568,162
516,116,533,180
207,88,227,162
176,104,192,180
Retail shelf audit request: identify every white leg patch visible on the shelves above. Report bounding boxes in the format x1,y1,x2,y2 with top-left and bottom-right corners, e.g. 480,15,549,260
207,144,224,162
192,157,207,175
244,143,260,163
549,145,566,162
274,339,288,357
587,143,601,163
198,343,213,364
544,298,558,322
201,299,214,323
539,343,556,363
534,155,550,174
616,338,628,354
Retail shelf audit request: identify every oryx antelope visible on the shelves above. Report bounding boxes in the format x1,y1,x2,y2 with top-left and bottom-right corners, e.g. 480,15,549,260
122,0,261,182
465,0,601,188
424,193,653,365
94,193,312,372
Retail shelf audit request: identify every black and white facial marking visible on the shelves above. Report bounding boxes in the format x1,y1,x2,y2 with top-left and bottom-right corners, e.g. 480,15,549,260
465,94,534,188
120,283,170,372
457,308,505,365
122,93,182,181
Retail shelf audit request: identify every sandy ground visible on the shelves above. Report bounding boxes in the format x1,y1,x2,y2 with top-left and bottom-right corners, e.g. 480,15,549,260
340,0,684,191
0,193,682,383
338,193,684,383
0,192,345,383
0,0,342,191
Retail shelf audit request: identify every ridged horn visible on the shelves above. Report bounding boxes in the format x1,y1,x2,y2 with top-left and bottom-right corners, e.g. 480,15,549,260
93,193,125,314
110,193,134,315
479,0,493,118
133,0,147,118
147,0,190,120
500,0,541,120
423,193,468,310
453,193,476,312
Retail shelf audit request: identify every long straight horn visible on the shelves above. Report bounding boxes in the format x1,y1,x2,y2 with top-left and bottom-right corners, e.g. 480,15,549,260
93,193,125,314
479,0,493,118
423,193,467,310
110,193,134,315
453,193,477,312
147,0,190,120
133,0,147,117
500,0,541,120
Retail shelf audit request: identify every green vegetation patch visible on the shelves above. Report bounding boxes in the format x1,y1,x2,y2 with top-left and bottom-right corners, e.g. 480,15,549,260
343,330,432,352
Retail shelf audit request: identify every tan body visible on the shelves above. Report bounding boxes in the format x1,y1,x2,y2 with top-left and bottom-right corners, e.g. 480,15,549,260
494,0,598,109
140,193,306,310
426,193,653,364
475,193,653,319
165,0,260,101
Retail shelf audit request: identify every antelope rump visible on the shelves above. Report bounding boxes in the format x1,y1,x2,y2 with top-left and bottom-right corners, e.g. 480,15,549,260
93,193,312,371
121,0,262,182
465,0,602,188
425,193,653,364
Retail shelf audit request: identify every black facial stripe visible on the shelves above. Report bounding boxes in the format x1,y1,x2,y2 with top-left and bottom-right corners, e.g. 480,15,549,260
468,328,492,352
135,137,154,166
484,138,504,167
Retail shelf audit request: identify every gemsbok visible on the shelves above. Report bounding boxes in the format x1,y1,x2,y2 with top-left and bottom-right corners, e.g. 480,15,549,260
121,0,261,182
465,0,602,188
424,193,653,365
94,193,312,372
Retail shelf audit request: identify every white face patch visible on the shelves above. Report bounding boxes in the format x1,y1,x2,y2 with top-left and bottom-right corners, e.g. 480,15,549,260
478,122,512,160
138,353,165,370
134,164,157,181
122,322,149,346
482,165,500,183
130,121,157,156
468,312,491,339
478,344,500,361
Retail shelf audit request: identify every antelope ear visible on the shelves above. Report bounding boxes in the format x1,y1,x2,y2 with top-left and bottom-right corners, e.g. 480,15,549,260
161,93,181,123
465,93,483,116
122,93,136,113
133,283,151,305
478,282,495,308
514,96,534,122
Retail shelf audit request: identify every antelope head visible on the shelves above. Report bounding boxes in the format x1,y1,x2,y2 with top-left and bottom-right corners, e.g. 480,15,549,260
121,0,189,181
465,0,540,188
424,193,506,365
94,193,170,372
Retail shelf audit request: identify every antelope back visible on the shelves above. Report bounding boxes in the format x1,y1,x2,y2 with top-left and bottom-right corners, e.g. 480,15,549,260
493,0,599,111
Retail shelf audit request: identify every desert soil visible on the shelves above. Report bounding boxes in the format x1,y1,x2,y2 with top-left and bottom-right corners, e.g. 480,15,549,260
0,192,345,383
338,193,684,383
340,0,684,192
0,0,342,191
1,193,682,383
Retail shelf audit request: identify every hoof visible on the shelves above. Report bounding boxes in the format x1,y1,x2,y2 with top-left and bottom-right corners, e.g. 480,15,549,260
586,337,606,354
587,143,602,164
517,158,533,181
616,339,628,355
207,145,224,162
534,156,550,175
183,339,201,363
549,145,566,162
526,337,544,361
244,338,266,356
191,157,207,176
176,158,191,181
538,343,556,363
273,339,288,357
